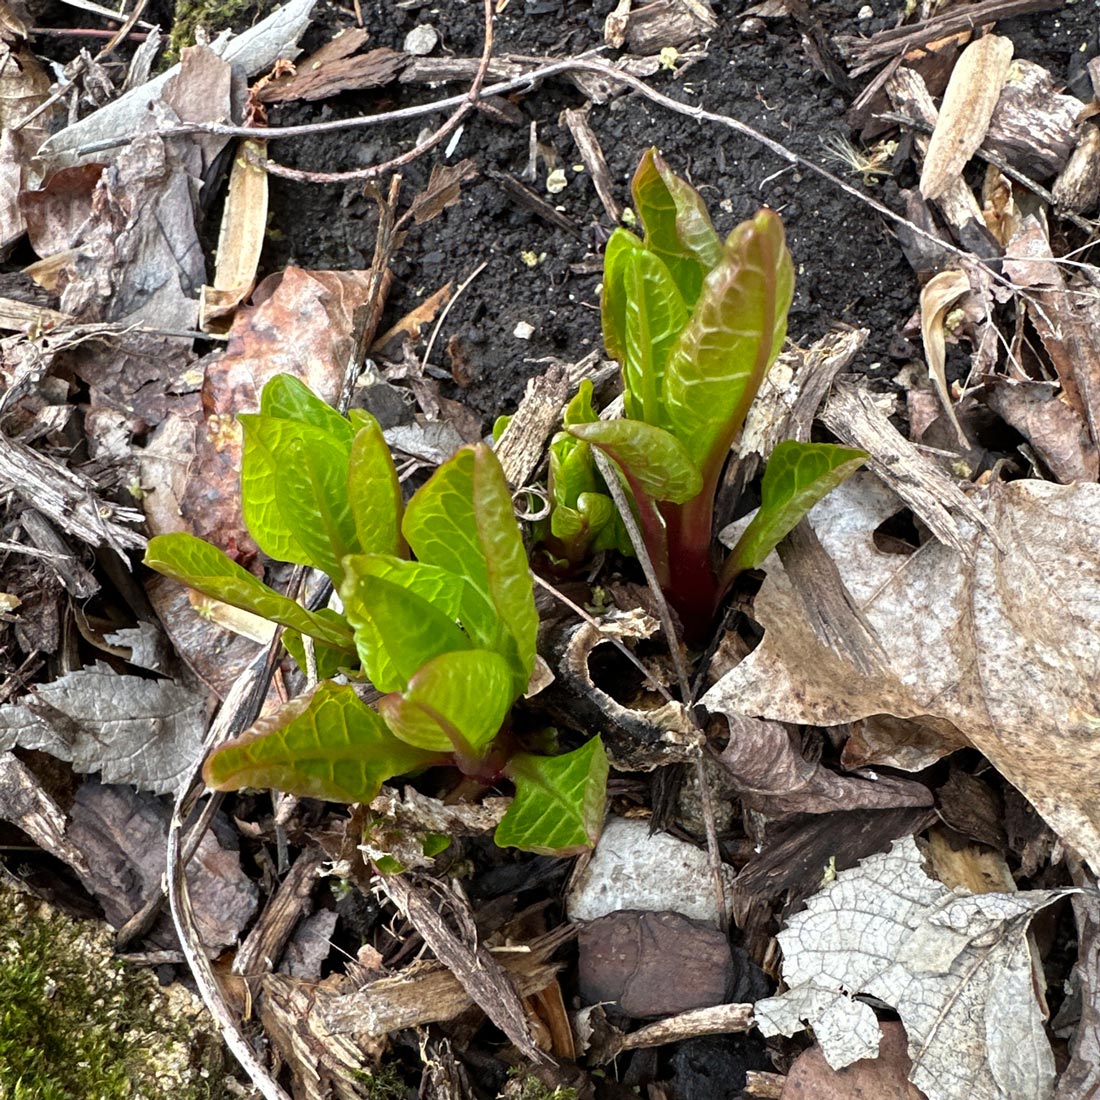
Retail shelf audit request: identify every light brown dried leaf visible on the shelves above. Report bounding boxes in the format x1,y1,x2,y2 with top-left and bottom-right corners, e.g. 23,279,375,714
200,139,269,332
919,269,972,448
703,472,1100,872
920,34,1013,201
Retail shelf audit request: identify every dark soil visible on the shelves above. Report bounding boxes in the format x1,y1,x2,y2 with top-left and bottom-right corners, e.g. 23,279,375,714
258,0,1096,424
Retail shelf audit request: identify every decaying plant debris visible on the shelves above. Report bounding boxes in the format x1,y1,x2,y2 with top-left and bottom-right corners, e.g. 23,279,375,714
2,0,1100,1098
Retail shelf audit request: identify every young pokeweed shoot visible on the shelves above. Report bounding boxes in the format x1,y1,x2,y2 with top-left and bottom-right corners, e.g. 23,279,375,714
144,375,607,858
565,148,867,641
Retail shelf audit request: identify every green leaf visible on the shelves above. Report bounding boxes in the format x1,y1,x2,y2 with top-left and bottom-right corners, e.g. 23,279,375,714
727,441,867,573
601,227,640,366
277,430,360,581
601,231,688,424
661,209,795,478
144,534,355,651
495,737,609,856
342,565,472,693
620,246,689,424
567,419,703,504
347,415,405,557
239,414,356,576
549,433,599,509
402,445,537,686
341,553,506,682
283,610,356,680
259,374,355,445
632,147,723,307
492,414,512,442
562,378,599,427
377,648,516,754
203,681,435,803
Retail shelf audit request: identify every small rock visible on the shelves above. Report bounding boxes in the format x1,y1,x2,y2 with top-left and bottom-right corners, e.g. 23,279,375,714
857,4,874,18
513,321,535,340
781,1022,924,1099
578,910,734,1018
403,24,438,56
738,16,766,36
566,816,736,923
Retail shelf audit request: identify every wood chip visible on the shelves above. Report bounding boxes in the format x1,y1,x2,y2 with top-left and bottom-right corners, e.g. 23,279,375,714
494,363,569,487
821,379,995,559
234,848,324,981
562,107,623,223
1053,122,1100,214
377,873,547,1061
921,34,1014,201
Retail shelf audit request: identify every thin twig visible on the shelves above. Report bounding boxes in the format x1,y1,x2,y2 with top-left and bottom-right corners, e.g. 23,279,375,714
265,0,495,183
421,260,488,374
81,53,1025,284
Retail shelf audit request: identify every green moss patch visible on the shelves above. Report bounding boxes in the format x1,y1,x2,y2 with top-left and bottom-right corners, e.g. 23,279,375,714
0,877,229,1100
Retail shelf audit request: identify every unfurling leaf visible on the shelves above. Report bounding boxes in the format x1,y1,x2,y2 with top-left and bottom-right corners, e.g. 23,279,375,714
402,444,537,687
144,533,355,651
377,648,517,754
632,147,723,307
204,681,437,803
496,737,609,855
602,231,688,423
728,441,868,573
567,419,703,504
662,210,795,478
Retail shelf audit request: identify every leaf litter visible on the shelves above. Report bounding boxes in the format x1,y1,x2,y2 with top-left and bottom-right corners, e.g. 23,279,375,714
1,1,1100,1098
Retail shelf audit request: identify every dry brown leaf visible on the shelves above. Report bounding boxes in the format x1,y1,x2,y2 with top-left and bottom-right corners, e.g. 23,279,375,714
1004,217,1100,451
919,269,971,448
717,713,933,816
56,134,204,329
19,163,103,258
702,472,1100,873
920,34,1013,200
200,139,269,332
984,379,1099,483
0,24,55,256
756,836,1068,1100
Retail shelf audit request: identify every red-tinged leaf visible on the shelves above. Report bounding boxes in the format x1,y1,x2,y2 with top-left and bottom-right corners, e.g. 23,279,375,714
496,737,609,856
377,648,516,755
568,419,702,504
632,147,723,307
204,681,436,803
401,445,537,687
661,209,795,479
